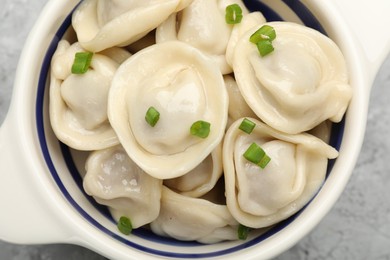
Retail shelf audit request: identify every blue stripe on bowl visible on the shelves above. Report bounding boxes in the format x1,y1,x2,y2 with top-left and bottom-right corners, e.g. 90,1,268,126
282,0,326,34
243,0,283,21
35,0,344,258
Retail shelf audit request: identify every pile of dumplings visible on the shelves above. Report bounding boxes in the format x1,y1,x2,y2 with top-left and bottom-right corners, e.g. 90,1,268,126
49,0,352,243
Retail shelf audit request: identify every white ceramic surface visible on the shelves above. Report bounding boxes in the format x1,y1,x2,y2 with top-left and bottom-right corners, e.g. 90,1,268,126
1,0,389,259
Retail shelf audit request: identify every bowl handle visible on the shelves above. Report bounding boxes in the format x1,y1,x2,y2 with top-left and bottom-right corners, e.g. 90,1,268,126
328,0,390,85
0,117,71,244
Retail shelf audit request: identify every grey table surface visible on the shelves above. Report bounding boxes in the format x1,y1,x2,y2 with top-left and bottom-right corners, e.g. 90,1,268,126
1,1,389,259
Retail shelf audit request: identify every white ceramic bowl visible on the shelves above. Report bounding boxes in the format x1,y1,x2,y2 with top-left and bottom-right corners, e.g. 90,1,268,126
1,0,389,259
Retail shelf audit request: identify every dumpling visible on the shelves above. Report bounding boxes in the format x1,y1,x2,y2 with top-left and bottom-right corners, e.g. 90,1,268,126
50,40,131,150
83,145,163,228
164,142,223,197
72,0,193,52
108,41,228,179
150,186,238,243
223,118,338,228
156,0,249,74
232,22,352,134
98,47,133,64
224,75,257,127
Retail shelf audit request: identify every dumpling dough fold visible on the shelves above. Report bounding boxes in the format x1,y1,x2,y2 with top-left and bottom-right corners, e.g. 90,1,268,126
164,142,223,197
150,186,238,243
224,75,257,127
50,40,131,150
108,41,228,179
83,145,163,228
223,118,338,228
233,22,352,134
156,0,249,74
72,0,193,52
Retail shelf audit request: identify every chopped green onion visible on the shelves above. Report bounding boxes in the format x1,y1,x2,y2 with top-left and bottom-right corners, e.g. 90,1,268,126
244,143,265,164
250,25,276,43
238,224,251,240
239,118,256,134
71,52,93,74
249,25,276,57
225,4,243,24
190,120,211,138
243,142,271,168
256,39,274,57
117,216,132,235
258,154,271,169
145,106,160,127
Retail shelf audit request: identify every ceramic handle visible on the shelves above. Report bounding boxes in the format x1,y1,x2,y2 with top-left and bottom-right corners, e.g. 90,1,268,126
326,0,390,85
0,0,82,245
0,116,70,244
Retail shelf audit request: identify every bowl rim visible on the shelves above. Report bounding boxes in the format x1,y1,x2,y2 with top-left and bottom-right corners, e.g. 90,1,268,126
4,0,371,259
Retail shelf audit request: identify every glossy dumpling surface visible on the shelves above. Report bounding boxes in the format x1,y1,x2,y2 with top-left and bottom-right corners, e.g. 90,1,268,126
83,145,162,228
224,75,257,126
156,0,248,74
164,142,223,197
223,118,338,228
72,0,193,52
50,40,130,150
150,186,238,243
108,41,228,179
233,22,352,134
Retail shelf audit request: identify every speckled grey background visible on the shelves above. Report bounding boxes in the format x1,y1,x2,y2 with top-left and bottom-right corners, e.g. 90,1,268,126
1,1,389,259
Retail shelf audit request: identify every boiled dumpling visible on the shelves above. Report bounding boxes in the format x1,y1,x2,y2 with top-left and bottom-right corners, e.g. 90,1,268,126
164,142,223,197
150,186,238,243
72,0,193,52
156,0,249,74
108,41,228,179
223,118,338,228
98,46,133,64
224,75,257,127
233,22,352,134
50,40,131,150
83,145,163,228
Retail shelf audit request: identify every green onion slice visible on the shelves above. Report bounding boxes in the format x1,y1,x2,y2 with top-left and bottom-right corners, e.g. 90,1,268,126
225,4,243,24
190,120,211,138
258,154,271,169
249,25,276,57
243,142,271,168
117,216,132,235
238,224,251,240
145,106,160,127
244,143,265,164
71,52,93,74
256,39,274,57
239,118,256,134
249,25,276,43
